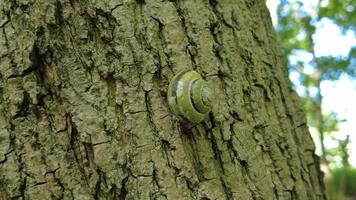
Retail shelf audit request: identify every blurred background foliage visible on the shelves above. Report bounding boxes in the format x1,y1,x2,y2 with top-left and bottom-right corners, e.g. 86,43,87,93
272,0,356,199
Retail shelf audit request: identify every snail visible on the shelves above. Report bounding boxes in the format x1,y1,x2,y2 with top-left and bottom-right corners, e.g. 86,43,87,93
167,70,214,123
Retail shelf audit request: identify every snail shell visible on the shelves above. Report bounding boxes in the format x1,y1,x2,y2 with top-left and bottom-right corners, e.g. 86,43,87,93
167,70,214,123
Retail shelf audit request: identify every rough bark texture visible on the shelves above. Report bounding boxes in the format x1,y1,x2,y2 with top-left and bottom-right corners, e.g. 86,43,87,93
0,0,325,199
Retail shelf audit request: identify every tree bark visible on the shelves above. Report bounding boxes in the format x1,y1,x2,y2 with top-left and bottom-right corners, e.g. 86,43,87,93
0,0,325,199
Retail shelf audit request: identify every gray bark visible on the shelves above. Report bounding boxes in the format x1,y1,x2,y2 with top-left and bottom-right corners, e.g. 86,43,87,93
0,0,325,199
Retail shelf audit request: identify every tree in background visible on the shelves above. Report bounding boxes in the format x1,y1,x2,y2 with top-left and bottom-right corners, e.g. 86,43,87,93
275,0,356,198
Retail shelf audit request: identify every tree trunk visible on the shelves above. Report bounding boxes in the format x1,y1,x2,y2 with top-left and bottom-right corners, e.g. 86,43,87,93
0,0,325,199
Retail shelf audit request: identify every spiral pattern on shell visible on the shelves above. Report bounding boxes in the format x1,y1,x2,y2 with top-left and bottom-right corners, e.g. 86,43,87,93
167,70,214,123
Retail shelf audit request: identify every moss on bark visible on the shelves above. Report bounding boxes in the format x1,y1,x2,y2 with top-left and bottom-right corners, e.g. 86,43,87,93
0,0,325,199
